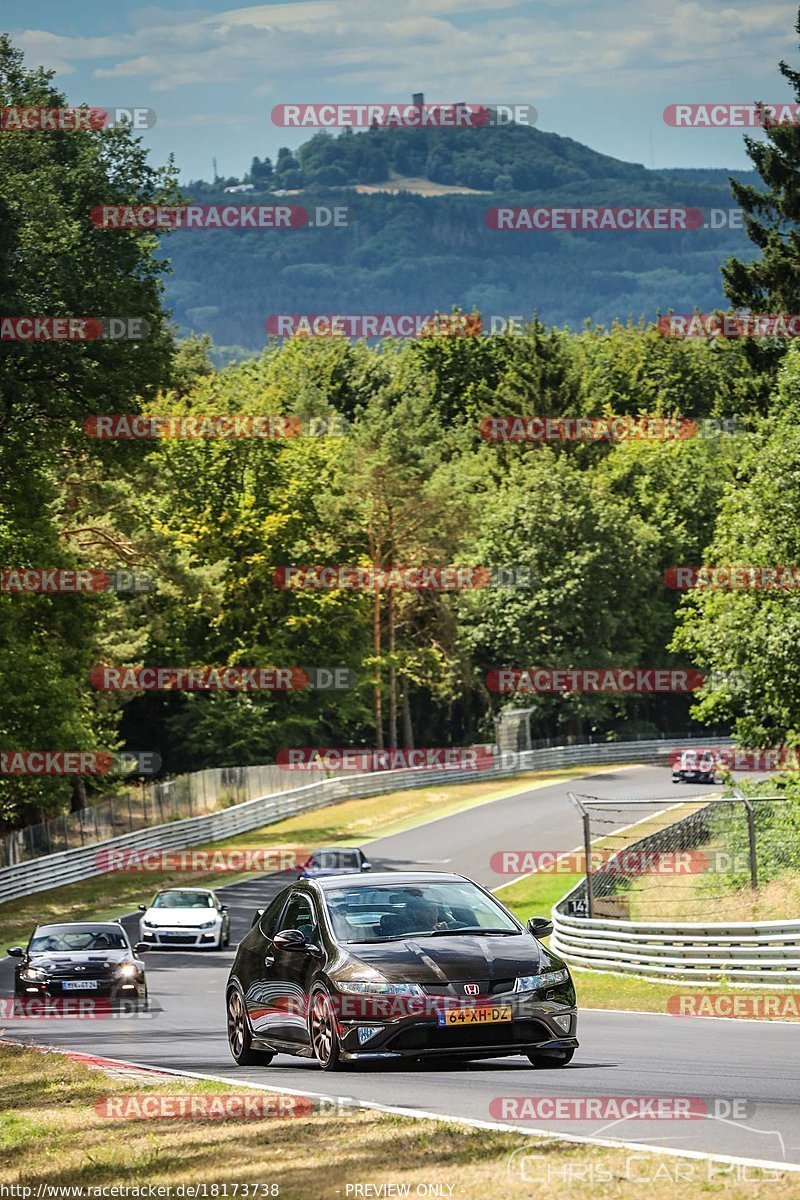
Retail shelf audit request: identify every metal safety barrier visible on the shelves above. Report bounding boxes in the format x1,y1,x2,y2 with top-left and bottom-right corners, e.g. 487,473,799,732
551,902,800,985
0,735,728,906
552,789,800,985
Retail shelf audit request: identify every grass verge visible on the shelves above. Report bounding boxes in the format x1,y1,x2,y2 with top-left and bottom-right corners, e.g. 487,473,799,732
0,1043,792,1197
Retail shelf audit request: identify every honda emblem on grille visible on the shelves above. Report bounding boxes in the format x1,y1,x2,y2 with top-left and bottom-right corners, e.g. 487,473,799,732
464,983,480,996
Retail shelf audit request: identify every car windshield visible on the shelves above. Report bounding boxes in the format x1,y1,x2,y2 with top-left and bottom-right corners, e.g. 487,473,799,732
324,881,520,943
152,892,214,909
309,850,360,869
29,927,128,953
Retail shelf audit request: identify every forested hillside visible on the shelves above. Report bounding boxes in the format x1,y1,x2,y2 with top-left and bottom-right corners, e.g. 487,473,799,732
168,123,759,357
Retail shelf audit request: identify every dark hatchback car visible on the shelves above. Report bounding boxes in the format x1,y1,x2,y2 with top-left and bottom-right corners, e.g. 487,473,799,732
8,921,149,1005
227,871,577,1071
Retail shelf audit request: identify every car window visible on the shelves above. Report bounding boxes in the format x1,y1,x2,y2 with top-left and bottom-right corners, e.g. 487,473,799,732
324,882,519,943
152,891,214,909
258,892,290,939
278,894,317,941
29,927,129,952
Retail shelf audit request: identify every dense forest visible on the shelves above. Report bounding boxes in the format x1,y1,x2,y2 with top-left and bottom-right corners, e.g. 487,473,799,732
3,30,800,832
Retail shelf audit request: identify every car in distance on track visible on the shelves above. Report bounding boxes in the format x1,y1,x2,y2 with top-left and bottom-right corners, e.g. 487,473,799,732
8,921,148,1004
227,871,577,1072
297,846,373,879
672,749,717,785
138,887,230,949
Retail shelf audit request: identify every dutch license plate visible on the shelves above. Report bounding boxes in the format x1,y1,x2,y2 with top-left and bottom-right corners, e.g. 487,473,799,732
62,980,98,991
437,1005,512,1027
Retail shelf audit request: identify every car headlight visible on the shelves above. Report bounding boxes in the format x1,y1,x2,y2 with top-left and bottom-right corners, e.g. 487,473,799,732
142,919,157,928
514,968,570,992
198,920,217,930
337,981,424,996
116,962,139,978
20,966,47,982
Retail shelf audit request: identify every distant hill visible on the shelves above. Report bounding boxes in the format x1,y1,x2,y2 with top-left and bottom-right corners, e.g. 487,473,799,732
166,120,759,359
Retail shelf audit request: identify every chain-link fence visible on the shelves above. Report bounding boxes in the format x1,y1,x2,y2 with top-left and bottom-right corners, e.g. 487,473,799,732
563,790,796,921
0,764,303,869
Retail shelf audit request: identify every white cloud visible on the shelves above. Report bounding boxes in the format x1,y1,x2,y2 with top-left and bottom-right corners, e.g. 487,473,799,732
10,0,798,104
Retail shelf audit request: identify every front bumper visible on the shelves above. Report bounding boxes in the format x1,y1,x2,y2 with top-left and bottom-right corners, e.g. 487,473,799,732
333,994,578,1060
16,977,146,1000
140,927,219,947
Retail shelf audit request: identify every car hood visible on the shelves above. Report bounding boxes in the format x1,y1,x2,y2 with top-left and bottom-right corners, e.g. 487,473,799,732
143,910,218,926
27,950,130,968
343,933,558,983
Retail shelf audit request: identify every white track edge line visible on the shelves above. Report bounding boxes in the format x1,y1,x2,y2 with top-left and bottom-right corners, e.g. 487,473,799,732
9,1042,798,1175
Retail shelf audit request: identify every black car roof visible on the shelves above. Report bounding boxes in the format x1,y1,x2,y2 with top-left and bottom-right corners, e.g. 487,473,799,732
310,871,468,891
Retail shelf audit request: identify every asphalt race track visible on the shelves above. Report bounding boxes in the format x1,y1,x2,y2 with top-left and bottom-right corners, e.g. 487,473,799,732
2,765,798,1167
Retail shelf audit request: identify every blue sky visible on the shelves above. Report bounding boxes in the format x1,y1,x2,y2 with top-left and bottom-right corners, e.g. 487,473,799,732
7,0,799,182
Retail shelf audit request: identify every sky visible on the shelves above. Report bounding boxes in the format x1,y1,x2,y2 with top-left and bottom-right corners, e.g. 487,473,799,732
7,0,800,182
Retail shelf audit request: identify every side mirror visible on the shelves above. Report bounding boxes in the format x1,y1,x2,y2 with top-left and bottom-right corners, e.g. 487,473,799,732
220,904,228,912
250,909,265,930
527,916,554,940
137,905,148,912
134,943,152,954
273,928,307,952
361,861,373,872
7,946,24,958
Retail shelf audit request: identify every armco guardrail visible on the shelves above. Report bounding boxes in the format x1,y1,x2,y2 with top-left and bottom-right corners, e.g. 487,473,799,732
552,789,800,985
0,736,728,906
551,904,800,985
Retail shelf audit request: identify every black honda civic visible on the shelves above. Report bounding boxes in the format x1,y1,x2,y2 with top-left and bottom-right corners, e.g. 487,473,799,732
226,871,578,1071
8,921,149,1006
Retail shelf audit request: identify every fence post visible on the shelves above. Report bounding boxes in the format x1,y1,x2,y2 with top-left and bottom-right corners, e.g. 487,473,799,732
742,794,758,890
568,792,594,918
